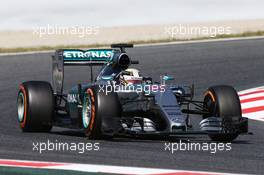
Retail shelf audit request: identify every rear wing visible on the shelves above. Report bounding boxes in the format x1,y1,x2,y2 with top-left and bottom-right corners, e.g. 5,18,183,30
52,44,135,95
52,49,116,95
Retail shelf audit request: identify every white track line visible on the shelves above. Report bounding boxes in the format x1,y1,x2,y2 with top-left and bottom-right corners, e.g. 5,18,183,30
0,158,244,175
242,111,264,121
136,36,264,47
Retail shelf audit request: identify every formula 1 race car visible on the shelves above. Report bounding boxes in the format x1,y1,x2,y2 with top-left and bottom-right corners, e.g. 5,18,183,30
17,44,248,142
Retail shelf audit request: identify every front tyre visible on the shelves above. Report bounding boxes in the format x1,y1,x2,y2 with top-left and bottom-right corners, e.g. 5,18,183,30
204,85,241,142
82,86,121,139
17,81,54,132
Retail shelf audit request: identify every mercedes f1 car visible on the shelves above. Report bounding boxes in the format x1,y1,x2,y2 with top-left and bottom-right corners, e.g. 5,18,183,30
17,44,248,142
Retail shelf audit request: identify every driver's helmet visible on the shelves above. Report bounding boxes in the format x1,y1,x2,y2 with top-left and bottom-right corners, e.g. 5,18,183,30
120,68,143,85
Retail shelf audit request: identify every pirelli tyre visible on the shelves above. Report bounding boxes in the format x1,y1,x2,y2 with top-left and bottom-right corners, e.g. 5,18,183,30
82,85,121,139
203,85,242,142
17,81,54,132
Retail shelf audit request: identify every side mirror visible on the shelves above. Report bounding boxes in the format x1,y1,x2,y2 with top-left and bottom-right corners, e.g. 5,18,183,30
161,75,174,85
163,75,174,81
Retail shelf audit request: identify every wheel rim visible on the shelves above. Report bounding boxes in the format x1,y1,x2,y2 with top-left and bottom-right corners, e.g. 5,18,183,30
17,92,25,122
82,93,92,128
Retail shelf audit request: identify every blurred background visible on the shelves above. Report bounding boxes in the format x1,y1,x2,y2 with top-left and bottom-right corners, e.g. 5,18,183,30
1,0,264,50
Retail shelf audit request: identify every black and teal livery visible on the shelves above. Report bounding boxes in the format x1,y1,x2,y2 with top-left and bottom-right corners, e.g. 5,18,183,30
17,44,248,141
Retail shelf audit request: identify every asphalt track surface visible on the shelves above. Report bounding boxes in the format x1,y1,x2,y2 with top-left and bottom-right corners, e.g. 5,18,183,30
1,38,264,174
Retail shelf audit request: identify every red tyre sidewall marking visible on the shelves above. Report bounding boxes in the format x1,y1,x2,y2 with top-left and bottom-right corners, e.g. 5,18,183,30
19,85,27,128
86,88,95,136
204,91,215,102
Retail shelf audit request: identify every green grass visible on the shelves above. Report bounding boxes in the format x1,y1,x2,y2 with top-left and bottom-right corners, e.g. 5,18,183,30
1,30,264,53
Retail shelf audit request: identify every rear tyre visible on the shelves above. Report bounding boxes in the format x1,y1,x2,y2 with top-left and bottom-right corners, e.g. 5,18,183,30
82,86,121,139
17,81,54,132
203,85,241,142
